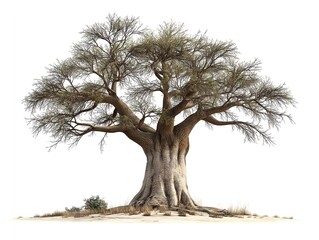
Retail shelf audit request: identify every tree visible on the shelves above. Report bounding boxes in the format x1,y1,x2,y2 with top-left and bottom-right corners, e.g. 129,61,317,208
24,14,295,211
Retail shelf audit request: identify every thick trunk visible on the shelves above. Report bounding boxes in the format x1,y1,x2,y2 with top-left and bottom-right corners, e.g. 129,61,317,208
130,134,196,208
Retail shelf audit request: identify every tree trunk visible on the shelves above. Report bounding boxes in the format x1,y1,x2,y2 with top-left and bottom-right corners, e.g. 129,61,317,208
130,134,196,209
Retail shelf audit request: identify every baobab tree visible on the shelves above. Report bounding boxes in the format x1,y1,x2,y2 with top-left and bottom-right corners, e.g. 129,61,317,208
24,14,295,212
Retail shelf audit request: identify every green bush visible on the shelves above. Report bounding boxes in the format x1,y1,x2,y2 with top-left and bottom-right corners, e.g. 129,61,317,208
83,195,108,210
65,206,82,212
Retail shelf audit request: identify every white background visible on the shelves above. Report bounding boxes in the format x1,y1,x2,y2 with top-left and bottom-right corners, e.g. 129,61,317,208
0,0,318,235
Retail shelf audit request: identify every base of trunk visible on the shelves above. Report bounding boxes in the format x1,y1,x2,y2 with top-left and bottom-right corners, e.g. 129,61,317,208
130,187,196,209
129,155,196,208
130,134,198,209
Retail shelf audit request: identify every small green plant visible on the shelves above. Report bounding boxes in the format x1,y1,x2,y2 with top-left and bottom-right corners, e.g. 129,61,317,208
65,206,82,212
83,195,108,211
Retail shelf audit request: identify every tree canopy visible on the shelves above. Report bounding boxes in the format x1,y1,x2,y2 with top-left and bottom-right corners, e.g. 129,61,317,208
24,14,295,150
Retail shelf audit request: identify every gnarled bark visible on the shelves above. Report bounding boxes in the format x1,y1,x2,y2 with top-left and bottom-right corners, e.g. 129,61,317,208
130,134,196,208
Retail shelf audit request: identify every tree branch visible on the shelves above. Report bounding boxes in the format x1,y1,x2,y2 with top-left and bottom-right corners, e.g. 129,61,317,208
168,99,196,117
174,111,202,138
107,96,156,133
204,116,273,144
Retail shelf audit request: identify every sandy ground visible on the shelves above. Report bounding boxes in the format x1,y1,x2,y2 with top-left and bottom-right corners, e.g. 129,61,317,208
2,213,316,240
18,212,288,223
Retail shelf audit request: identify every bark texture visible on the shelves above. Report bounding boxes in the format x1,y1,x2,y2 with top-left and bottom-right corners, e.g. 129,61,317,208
130,134,196,208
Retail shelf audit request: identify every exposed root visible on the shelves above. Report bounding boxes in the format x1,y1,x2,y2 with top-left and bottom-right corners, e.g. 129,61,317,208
195,206,229,217
169,205,228,218
103,204,229,217
51,204,254,219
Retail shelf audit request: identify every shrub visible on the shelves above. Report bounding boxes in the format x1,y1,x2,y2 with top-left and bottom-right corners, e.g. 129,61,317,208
65,206,82,212
83,195,108,211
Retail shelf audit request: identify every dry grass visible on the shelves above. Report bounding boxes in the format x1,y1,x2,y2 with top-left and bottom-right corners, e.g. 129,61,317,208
64,210,107,218
227,205,250,216
33,203,289,220
105,205,137,215
158,205,169,213
35,209,109,218
41,205,154,218
34,211,65,218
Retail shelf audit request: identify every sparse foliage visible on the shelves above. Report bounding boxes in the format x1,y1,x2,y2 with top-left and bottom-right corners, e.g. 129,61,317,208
24,14,295,209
